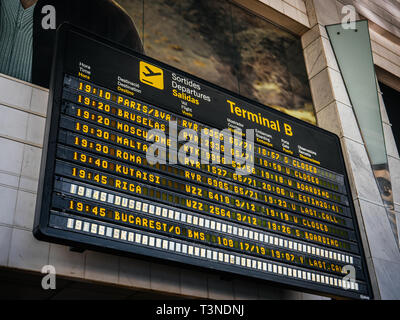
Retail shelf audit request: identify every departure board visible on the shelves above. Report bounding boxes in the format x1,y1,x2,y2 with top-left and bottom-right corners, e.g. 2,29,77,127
34,24,372,299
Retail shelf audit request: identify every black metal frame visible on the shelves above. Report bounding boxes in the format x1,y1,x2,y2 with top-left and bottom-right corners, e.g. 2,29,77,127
33,23,373,300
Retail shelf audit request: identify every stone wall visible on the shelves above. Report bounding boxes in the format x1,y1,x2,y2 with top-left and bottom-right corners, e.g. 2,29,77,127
301,0,400,299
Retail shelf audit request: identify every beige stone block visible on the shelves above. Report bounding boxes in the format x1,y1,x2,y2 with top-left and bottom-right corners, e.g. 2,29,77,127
0,225,12,266
268,0,284,13
118,256,151,290
304,36,339,79
21,145,42,180
341,137,382,203
384,124,400,159
373,54,400,80
371,41,400,68
207,274,234,299
335,0,345,16
304,0,318,27
0,76,32,109
257,282,282,299
84,250,119,284
296,0,307,13
257,282,301,299
150,262,181,294
283,1,299,20
317,99,366,145
30,88,49,117
49,243,85,279
378,90,390,125
309,68,335,112
283,0,298,8
373,257,400,299
0,105,29,142
312,0,341,25
233,279,259,299
336,102,363,143
302,23,328,49
328,68,352,107
0,137,24,175
13,190,37,230
180,269,208,298
297,11,310,27
8,227,49,271
0,172,20,189
336,0,354,6
316,101,341,136
18,176,39,194
388,156,400,206
365,256,381,299
356,199,400,263
370,28,400,62
300,292,329,300
360,0,397,25
0,185,18,225
321,37,339,70
352,199,371,260
304,38,327,79
396,211,400,247
316,74,349,115
281,290,303,299
26,114,45,147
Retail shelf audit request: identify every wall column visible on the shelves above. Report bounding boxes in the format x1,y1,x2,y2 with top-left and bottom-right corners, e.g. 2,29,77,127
302,0,400,299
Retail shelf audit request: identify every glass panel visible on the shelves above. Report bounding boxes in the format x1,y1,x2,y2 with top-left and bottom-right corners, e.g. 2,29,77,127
231,4,292,106
327,21,398,246
231,4,315,124
115,0,315,124
142,0,239,92
327,21,387,166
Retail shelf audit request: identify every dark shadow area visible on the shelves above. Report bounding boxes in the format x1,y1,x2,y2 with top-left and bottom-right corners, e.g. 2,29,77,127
380,82,400,153
0,267,191,300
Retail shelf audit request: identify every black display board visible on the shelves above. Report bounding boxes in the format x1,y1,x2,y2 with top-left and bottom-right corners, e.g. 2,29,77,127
34,24,372,299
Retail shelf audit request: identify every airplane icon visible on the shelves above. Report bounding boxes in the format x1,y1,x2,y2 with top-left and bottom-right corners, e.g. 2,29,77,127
140,61,164,90
142,66,162,77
